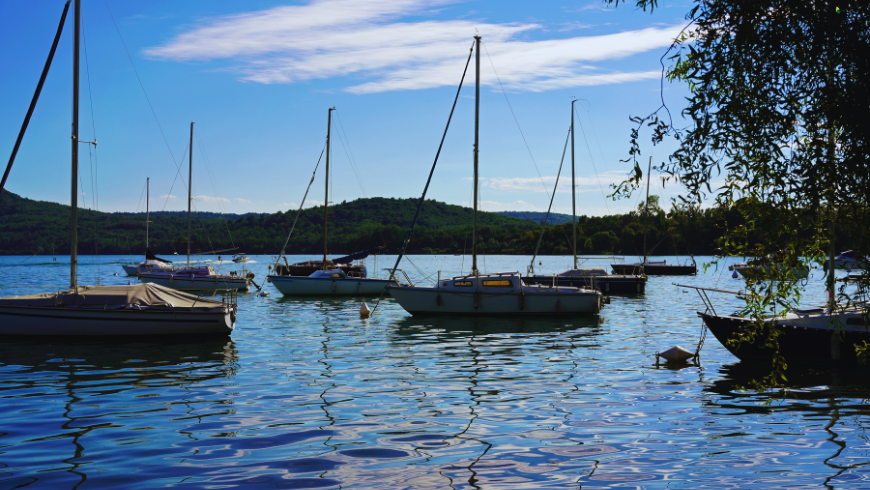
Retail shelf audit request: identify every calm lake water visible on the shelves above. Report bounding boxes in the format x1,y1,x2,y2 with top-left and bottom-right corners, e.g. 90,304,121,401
1,254,869,489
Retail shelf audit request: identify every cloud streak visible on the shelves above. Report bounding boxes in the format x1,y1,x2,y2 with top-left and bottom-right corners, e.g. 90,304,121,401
145,0,683,93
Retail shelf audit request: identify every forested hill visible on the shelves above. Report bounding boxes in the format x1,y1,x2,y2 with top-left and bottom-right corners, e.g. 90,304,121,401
0,190,727,256
496,211,574,225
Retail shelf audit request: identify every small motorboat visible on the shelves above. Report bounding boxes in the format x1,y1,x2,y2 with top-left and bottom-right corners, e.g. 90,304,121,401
232,253,251,264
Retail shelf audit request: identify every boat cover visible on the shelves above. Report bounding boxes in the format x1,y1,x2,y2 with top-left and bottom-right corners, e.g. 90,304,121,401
0,283,225,309
145,248,173,264
559,268,608,277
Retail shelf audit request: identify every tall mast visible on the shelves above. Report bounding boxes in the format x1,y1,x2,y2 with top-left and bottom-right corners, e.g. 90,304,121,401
571,99,577,269
70,0,80,290
643,156,651,265
146,177,150,250
472,35,481,276
187,122,193,268
323,107,334,270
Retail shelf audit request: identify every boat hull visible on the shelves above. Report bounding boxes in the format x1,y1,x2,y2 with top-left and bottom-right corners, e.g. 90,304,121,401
700,312,870,363
388,286,601,315
0,305,234,336
611,263,696,276
138,273,250,291
523,275,646,294
269,275,396,296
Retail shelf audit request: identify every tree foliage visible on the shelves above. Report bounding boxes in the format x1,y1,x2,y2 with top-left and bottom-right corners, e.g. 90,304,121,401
608,0,870,383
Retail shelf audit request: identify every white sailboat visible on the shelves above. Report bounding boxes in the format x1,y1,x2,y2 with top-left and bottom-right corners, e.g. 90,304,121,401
121,178,175,276
137,122,252,292
387,36,602,315
0,0,235,336
268,107,398,296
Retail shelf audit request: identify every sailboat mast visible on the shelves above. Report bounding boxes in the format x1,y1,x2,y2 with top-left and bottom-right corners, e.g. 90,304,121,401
472,35,480,276
146,177,150,250
70,0,80,290
323,107,334,270
571,99,577,269
643,156,651,265
187,122,193,268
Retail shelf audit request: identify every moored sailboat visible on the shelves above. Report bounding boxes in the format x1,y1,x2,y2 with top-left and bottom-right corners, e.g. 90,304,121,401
523,99,647,294
0,0,235,336
267,108,397,296
137,122,252,292
386,36,602,315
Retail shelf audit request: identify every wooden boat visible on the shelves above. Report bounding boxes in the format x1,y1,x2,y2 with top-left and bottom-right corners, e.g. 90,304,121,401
0,0,236,336
386,37,601,315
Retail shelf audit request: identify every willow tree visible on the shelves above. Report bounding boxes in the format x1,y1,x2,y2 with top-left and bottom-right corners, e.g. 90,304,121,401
609,0,870,375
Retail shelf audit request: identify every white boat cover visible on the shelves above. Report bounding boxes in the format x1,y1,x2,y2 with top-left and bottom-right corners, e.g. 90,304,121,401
0,283,225,309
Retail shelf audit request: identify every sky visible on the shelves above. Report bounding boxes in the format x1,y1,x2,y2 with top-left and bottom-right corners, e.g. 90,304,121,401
0,0,694,217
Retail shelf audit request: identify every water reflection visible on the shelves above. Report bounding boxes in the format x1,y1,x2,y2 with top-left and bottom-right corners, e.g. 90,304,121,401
0,339,238,489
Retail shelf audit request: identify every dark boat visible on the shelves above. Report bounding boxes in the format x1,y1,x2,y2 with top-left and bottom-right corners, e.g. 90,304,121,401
611,260,697,276
524,268,646,294
271,247,382,278
700,310,870,364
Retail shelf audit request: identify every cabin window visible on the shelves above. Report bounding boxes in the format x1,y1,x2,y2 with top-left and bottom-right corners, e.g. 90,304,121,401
331,273,343,278
453,280,473,287
482,279,512,287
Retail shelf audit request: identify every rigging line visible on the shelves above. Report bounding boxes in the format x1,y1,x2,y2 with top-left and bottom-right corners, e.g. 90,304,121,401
103,0,186,189
480,40,551,200
529,128,571,274
161,141,190,211
1,0,69,195
274,143,326,267
194,128,228,215
371,40,475,317
82,9,98,213
135,179,147,214
333,111,369,198
572,108,610,214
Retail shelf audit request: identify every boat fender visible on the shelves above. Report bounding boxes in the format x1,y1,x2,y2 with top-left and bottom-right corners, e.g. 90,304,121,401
518,289,525,311
266,277,272,283
332,281,337,293
360,301,371,318
555,299,561,313
436,294,443,307
656,346,695,363
474,292,480,310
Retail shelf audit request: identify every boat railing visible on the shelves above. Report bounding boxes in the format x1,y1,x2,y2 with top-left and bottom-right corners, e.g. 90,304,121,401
384,268,414,287
674,283,751,316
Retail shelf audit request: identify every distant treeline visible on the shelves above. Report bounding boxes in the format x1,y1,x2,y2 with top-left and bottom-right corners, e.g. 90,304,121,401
2,190,729,257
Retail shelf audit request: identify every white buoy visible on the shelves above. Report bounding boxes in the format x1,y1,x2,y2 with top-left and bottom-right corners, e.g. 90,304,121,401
657,345,695,363
258,291,269,297
360,301,371,318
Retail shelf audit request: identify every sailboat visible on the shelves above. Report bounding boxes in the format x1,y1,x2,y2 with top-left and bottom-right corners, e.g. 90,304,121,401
267,108,398,296
137,123,253,292
0,0,235,336
523,99,647,294
387,36,602,315
121,178,175,276
610,158,697,276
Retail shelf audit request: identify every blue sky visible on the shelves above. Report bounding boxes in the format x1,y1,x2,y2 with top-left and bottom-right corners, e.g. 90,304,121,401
0,0,692,217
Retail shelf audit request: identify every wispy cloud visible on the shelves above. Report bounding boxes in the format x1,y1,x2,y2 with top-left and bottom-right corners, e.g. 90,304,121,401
478,171,627,193
234,197,252,204
145,0,682,93
160,194,177,199
194,195,230,203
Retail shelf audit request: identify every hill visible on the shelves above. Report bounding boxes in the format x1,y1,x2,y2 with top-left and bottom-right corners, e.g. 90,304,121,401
496,211,575,225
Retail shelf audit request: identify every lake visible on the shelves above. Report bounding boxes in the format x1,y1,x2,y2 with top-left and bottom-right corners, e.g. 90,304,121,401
1,254,868,489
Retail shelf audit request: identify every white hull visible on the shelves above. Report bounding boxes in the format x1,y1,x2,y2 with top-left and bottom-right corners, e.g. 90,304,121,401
0,305,233,336
388,285,601,315
139,273,250,291
269,275,396,296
